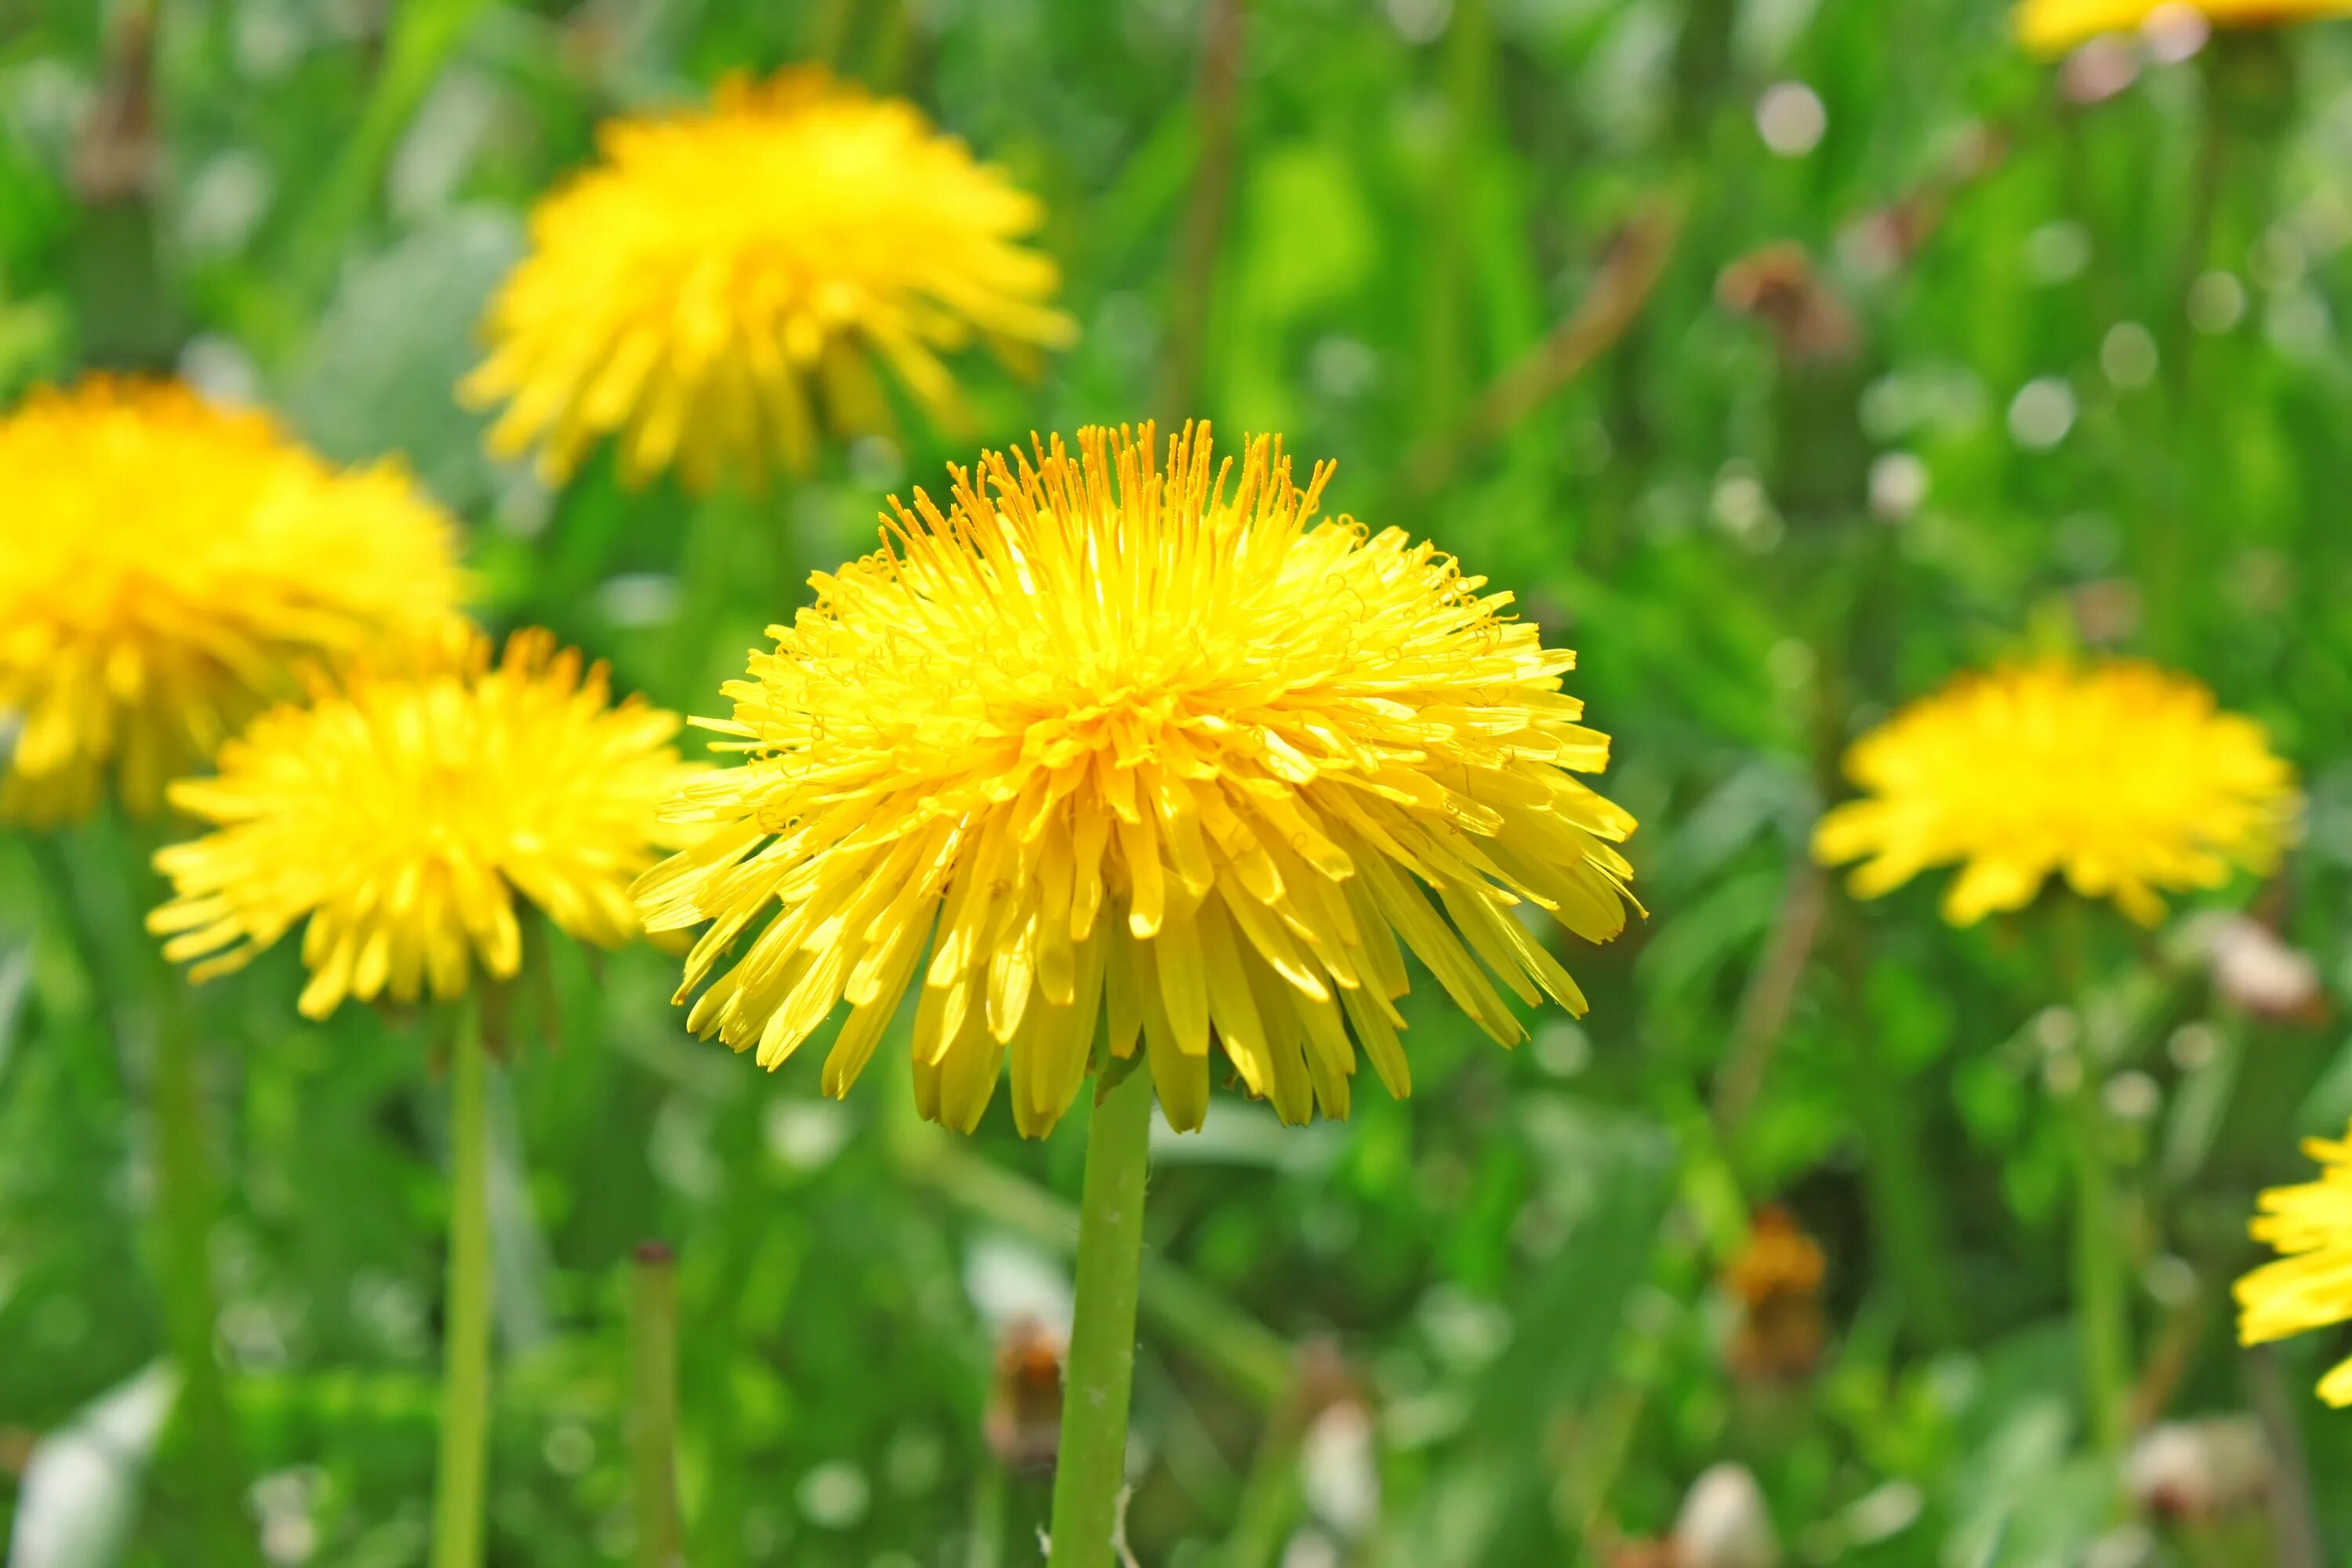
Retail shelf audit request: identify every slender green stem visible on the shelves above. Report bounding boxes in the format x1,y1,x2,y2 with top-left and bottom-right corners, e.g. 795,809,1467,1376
964,1460,1007,1568
2065,1068,2132,1463
1046,1064,1155,1568
1216,1408,1307,1568
666,489,777,712
630,1243,682,1568
1839,939,1963,1348
432,996,494,1568
150,974,254,1565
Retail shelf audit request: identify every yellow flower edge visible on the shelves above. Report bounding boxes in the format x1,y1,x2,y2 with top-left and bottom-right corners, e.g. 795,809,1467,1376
151,628,702,1020
2236,1123,2352,1406
463,67,1076,491
636,423,1640,1138
2016,0,2352,56
1813,659,2297,927
0,376,466,824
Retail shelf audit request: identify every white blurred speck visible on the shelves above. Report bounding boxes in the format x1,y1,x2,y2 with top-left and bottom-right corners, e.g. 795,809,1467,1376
2006,378,2076,450
1755,82,1826,156
178,336,262,406
2024,221,2092,285
2100,322,2158,388
797,1461,871,1530
2103,1070,2161,1123
262,1512,318,1565
2142,3,2211,64
1385,0,1452,45
2143,1254,2199,1308
763,1098,852,1171
1675,1463,1780,1568
2187,270,2247,334
181,151,275,258
1281,1534,1342,1568
2168,1022,2220,1071
1711,465,1780,548
1301,1402,1381,1537
595,573,678,630
1533,1019,1590,1077
2265,287,2332,360
1840,1480,1924,1545
964,1234,1073,1337
1868,452,1929,521
1309,336,1379,401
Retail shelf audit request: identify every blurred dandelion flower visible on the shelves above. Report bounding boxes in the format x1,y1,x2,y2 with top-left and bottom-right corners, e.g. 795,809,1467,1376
636,423,1639,1137
1814,660,2296,926
0,377,465,823
2016,0,2352,55
463,68,1075,490
2235,1123,2352,1405
151,630,699,1019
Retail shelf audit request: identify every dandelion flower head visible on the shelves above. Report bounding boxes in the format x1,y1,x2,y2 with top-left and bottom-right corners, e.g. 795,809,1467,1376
2235,1122,2352,1406
151,630,701,1020
1813,659,2296,926
2016,0,2352,55
463,67,1075,490
636,424,1639,1138
0,377,466,823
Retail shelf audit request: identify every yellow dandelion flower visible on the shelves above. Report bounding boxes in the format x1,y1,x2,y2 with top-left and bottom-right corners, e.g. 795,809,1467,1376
0,376,466,824
150,630,701,1020
462,67,1076,491
1813,659,2297,927
2236,1123,2352,1406
635,423,1639,1138
2016,0,2352,54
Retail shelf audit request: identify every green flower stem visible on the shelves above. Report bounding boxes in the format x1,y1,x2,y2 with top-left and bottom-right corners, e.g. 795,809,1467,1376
150,978,255,1566
431,996,494,1568
665,489,779,712
891,1113,1294,1406
1838,937,1962,1349
1046,1063,1156,1568
630,1242,683,1568
2065,1066,2132,1464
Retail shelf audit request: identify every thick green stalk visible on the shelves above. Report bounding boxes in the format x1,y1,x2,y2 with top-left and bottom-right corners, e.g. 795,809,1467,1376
431,998,494,1568
150,983,254,1565
1046,1065,1156,1568
630,1243,682,1568
2065,1071,2131,1463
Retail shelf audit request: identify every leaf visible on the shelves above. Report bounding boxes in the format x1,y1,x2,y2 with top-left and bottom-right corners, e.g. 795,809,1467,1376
6,1363,178,1568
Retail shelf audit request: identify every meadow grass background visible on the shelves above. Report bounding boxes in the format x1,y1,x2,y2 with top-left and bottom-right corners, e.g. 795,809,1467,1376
7,0,2352,1563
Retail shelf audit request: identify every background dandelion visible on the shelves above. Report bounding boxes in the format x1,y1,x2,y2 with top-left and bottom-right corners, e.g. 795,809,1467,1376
0,376,466,822
463,68,1074,491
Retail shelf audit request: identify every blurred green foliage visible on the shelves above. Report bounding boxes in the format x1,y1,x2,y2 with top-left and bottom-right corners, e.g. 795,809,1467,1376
5,0,2352,1564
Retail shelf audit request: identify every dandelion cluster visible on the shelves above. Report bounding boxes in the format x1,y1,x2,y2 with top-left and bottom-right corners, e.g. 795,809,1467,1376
0,377,466,823
151,630,700,1019
463,68,1074,490
1813,659,2297,926
2236,1123,2352,1405
636,424,1639,1137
